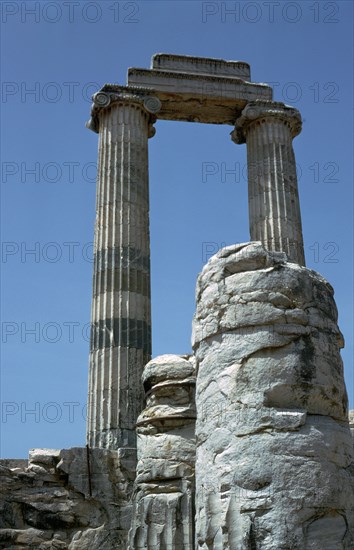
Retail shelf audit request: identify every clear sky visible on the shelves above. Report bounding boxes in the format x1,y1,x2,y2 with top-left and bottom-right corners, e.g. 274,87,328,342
1,0,353,458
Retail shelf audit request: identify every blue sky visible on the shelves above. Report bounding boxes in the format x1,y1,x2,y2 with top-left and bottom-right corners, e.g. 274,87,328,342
1,0,353,457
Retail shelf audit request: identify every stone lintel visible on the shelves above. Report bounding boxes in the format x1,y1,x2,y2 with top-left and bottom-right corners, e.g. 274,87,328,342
127,68,271,101
87,80,273,132
151,53,251,80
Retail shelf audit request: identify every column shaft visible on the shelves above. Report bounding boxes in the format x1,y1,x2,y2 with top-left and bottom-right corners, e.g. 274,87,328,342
87,101,152,449
247,119,304,264
233,101,305,266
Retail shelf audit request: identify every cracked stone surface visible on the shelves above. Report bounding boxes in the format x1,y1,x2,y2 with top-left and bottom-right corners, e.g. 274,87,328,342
0,447,135,549
192,242,354,549
128,354,196,549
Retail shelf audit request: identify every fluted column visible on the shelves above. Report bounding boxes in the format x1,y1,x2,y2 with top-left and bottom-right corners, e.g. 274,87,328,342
86,91,161,449
232,100,305,265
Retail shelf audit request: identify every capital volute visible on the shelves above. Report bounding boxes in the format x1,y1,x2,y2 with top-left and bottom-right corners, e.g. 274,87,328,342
231,100,302,144
86,90,161,135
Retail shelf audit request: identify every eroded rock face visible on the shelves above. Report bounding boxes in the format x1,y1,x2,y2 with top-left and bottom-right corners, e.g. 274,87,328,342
128,354,196,549
2,242,353,549
0,446,135,549
192,242,353,549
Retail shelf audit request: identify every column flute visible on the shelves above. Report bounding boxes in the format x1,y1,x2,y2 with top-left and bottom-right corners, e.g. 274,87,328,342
86,91,160,449
232,100,305,266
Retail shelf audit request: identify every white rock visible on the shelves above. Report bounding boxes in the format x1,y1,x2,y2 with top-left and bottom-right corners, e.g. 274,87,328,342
29,448,60,465
129,354,196,549
193,242,354,548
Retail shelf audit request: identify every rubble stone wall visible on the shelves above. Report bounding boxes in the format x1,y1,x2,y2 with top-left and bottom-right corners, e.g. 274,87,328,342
0,447,135,549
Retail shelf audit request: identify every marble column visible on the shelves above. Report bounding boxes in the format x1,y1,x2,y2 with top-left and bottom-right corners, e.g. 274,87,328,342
86,91,160,449
232,100,305,266
192,242,353,549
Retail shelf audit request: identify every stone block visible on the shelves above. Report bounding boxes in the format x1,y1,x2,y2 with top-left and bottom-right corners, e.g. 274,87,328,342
151,53,251,80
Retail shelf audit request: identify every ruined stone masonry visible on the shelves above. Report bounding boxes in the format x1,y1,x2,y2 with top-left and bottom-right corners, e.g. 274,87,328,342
1,54,353,549
193,242,353,548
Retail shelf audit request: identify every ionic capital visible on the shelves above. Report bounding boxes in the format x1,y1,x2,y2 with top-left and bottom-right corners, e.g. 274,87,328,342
86,90,161,136
231,100,302,144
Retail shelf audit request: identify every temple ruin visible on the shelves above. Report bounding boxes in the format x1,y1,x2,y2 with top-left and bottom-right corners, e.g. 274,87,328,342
0,54,353,549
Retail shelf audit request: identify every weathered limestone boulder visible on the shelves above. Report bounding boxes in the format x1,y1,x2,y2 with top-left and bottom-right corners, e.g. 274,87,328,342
128,354,196,549
0,446,135,549
192,242,353,549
